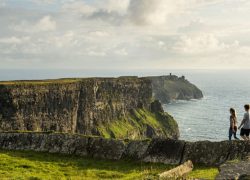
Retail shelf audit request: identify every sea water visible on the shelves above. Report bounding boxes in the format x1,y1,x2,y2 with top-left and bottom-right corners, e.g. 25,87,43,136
165,70,250,141
1,69,250,141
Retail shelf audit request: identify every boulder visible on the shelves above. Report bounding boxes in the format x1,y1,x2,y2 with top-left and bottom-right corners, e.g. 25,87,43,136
123,139,151,159
159,160,193,179
227,141,250,161
88,137,126,160
182,141,231,166
216,159,250,180
143,138,185,164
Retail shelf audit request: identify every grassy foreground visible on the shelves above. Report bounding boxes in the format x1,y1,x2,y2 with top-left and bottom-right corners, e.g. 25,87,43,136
0,150,218,179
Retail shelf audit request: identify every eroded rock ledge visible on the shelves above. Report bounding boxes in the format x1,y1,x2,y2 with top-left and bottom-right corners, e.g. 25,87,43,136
0,132,249,166
146,75,203,104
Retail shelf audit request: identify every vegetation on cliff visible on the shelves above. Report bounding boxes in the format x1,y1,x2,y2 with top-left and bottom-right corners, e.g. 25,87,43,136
0,150,218,179
97,107,179,139
0,78,81,85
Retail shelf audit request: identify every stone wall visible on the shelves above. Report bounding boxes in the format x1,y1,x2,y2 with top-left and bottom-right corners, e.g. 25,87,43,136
0,132,249,166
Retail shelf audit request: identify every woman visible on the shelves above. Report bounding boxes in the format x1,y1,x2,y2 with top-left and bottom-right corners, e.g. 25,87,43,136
229,108,239,140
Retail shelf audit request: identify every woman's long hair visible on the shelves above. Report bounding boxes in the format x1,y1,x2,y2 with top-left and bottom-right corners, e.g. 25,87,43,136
230,108,237,123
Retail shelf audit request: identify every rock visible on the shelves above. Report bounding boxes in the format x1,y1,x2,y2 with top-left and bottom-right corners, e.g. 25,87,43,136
0,77,179,140
227,141,250,161
150,100,164,113
182,141,231,166
88,137,126,160
146,124,156,138
0,132,250,166
143,138,185,164
216,160,250,180
146,75,203,104
62,135,89,156
123,139,151,159
158,160,193,179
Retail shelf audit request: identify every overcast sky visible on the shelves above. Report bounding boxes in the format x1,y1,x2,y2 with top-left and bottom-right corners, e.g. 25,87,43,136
0,0,250,70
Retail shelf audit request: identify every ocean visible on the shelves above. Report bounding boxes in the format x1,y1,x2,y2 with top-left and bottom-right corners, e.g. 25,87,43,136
165,70,250,142
1,69,250,142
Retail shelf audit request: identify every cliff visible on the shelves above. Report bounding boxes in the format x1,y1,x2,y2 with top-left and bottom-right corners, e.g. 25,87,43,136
0,132,248,166
146,75,203,104
0,77,179,139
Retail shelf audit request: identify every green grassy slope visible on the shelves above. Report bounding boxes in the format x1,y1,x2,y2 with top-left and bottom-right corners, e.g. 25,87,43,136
0,150,218,180
97,108,179,139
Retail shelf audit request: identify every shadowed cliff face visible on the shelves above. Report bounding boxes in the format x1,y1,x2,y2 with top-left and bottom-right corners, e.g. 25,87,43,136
147,75,203,104
0,77,179,139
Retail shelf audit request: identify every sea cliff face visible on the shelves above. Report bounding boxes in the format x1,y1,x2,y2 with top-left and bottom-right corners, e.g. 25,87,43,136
147,75,203,104
0,77,179,139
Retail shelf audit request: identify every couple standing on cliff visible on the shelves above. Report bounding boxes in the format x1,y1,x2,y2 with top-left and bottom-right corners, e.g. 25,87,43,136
229,104,250,141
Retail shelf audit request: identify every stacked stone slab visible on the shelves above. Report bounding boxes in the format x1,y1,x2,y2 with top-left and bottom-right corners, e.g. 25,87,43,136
0,132,249,166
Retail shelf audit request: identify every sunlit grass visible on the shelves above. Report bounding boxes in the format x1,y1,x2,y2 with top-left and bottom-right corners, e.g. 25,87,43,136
0,150,173,179
0,79,81,85
0,150,219,179
97,108,178,139
188,166,219,179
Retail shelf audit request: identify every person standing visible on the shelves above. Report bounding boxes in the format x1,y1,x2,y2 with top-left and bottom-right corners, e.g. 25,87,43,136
238,104,250,140
229,108,239,140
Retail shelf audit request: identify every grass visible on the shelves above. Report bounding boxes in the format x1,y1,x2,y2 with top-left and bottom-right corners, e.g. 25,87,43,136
0,77,142,86
0,150,219,180
97,108,178,139
0,150,173,180
0,79,81,85
188,166,219,179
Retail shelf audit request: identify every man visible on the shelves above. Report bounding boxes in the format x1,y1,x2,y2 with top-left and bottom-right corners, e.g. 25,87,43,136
238,104,250,140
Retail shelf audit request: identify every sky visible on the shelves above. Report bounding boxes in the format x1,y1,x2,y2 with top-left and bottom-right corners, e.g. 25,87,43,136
0,0,250,70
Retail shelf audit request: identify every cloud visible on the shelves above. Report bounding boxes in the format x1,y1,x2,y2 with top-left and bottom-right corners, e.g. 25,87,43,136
114,48,128,56
94,0,130,14
62,1,96,15
178,19,209,34
13,15,56,33
31,0,56,5
127,0,224,26
0,36,30,44
1,0,250,70
60,0,194,26
173,34,239,55
0,0,6,7
62,0,129,16
35,16,56,31
127,0,181,25
60,0,224,27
